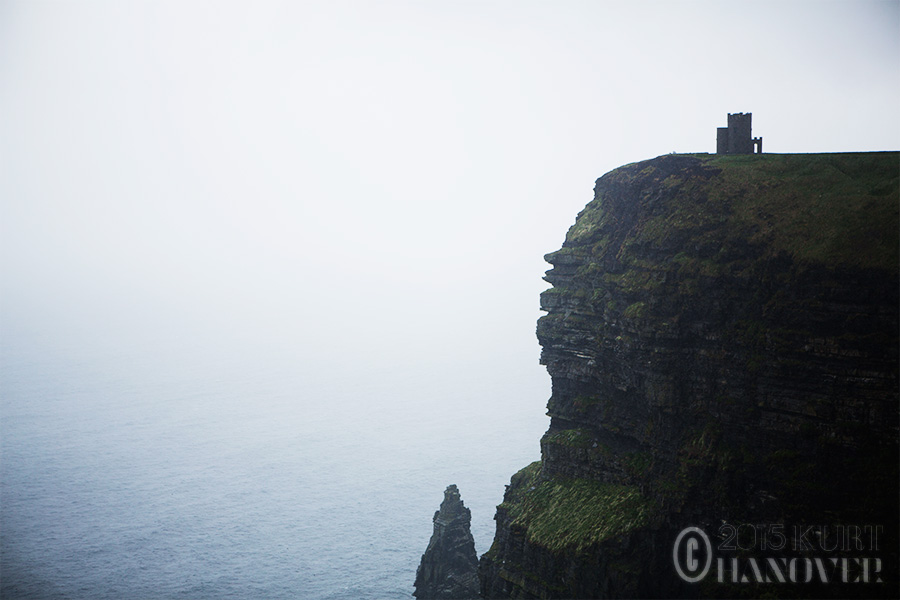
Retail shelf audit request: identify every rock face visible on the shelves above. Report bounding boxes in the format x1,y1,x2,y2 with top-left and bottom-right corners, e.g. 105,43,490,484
414,485,480,600
479,153,899,598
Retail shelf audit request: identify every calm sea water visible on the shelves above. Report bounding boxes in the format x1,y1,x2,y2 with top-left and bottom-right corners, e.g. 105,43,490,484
0,333,548,599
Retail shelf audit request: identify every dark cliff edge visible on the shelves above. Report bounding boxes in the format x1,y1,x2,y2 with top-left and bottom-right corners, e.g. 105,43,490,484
479,152,899,599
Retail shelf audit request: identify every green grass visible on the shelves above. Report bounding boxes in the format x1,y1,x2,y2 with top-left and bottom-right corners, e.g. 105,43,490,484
543,428,595,448
623,301,647,318
561,152,899,272
707,153,899,269
500,462,657,553
566,201,605,243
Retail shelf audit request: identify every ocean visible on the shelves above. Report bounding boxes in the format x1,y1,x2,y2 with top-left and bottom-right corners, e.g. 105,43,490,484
0,329,549,599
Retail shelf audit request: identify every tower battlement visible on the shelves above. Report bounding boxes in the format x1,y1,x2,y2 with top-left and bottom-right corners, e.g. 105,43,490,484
717,112,762,154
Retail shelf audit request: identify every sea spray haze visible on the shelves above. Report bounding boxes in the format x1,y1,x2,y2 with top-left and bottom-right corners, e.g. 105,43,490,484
1,330,548,599
2,1,898,599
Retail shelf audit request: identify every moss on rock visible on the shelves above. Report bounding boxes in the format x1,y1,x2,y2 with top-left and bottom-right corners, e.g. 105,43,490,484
499,461,657,554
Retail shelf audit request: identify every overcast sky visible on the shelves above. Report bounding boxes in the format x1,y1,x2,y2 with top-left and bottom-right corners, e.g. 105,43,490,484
1,0,898,374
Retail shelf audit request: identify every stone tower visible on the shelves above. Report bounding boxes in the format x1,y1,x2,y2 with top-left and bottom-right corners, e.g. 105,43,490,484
716,112,762,154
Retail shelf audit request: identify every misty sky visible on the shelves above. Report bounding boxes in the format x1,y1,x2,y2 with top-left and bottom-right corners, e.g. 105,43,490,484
1,0,898,374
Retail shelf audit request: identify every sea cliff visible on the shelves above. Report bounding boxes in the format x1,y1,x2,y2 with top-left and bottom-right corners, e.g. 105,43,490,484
478,152,899,598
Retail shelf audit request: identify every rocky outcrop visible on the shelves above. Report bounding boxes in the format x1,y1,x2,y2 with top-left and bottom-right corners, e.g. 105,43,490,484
480,153,899,598
414,485,480,600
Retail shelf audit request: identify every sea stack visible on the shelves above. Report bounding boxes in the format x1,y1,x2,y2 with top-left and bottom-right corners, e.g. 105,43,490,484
413,484,479,600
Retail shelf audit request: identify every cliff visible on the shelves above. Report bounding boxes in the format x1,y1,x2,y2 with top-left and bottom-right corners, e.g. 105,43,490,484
415,485,480,599
479,152,899,598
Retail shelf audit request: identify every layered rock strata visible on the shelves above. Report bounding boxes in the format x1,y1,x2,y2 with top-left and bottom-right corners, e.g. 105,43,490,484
414,484,480,600
479,153,899,598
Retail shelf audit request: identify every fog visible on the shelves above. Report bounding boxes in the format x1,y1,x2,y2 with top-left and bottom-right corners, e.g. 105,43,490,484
2,0,898,373
1,1,897,596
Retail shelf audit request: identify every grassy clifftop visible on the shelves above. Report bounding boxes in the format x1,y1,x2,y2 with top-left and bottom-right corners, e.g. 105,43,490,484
564,152,898,271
